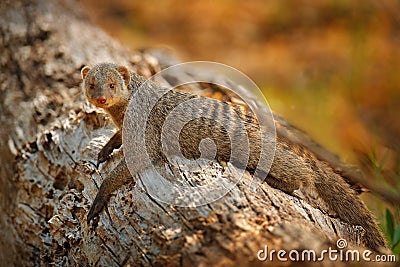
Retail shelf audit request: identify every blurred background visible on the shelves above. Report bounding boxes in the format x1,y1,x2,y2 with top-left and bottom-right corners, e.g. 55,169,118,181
80,0,400,251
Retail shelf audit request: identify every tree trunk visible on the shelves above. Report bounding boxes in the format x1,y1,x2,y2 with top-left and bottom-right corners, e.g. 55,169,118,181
0,1,384,266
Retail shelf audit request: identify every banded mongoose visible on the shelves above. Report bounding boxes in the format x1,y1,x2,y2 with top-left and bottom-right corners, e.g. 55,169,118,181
81,63,387,252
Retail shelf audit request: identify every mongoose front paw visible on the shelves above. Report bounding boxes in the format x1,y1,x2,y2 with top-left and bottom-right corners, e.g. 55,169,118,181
97,139,122,167
87,194,107,225
97,148,112,167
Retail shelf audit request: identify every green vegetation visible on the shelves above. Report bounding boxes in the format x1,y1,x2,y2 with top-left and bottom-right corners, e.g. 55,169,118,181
385,209,400,254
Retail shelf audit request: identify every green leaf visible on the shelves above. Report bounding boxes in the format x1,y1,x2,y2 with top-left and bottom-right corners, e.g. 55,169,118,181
386,209,394,241
392,225,400,250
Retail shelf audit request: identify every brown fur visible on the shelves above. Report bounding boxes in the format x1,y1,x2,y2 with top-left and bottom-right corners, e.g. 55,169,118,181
81,63,387,252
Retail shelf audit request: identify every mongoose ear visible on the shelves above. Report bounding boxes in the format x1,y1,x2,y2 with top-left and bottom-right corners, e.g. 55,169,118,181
81,66,91,79
116,66,131,85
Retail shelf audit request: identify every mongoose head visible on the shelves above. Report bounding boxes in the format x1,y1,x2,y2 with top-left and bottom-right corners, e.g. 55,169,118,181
81,63,131,109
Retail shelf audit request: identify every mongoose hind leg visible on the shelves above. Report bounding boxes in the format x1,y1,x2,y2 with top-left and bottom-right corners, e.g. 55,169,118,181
264,175,301,195
97,130,122,167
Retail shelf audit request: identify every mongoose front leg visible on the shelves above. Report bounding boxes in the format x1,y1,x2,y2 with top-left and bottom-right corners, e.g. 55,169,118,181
87,160,132,224
97,130,122,167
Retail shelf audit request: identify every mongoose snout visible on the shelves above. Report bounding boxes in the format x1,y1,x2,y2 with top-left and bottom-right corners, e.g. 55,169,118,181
97,97,107,105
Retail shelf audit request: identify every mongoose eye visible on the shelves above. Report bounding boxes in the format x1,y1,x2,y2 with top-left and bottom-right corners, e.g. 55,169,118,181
89,84,94,89
110,83,115,89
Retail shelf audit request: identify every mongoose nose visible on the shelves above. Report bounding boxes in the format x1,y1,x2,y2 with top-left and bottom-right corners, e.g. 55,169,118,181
97,97,107,104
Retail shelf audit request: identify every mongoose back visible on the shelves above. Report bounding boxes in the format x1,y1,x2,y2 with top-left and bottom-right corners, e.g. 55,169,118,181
81,63,387,252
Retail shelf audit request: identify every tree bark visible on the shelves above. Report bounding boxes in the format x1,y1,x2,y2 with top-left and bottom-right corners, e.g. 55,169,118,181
0,1,384,266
